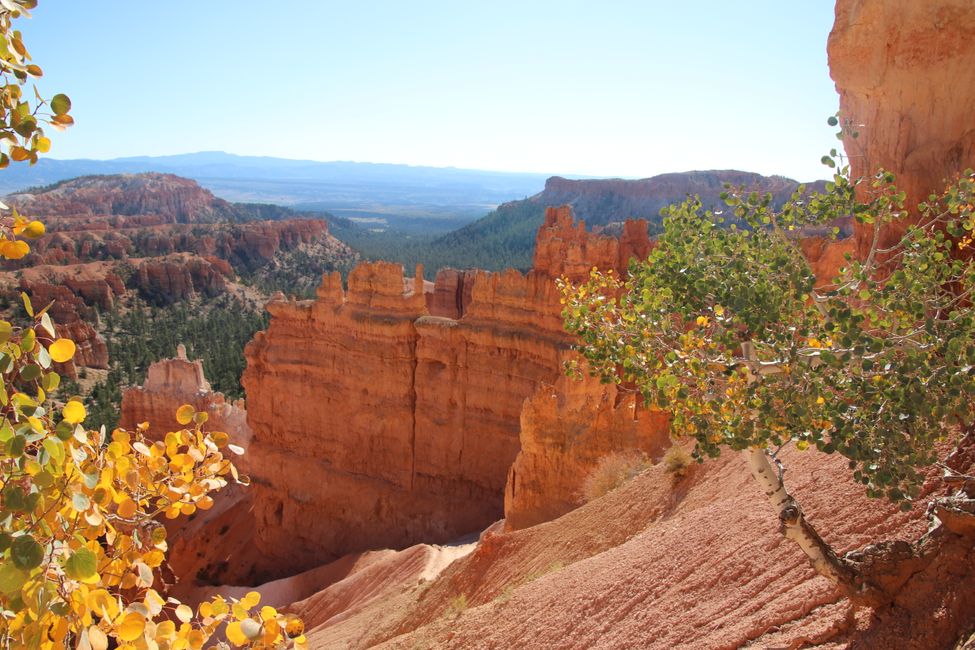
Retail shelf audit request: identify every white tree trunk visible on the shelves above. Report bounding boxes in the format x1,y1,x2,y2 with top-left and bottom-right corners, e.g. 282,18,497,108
745,447,856,588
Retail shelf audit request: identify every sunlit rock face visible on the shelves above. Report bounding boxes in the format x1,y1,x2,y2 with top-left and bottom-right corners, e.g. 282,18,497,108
829,0,975,256
240,207,652,580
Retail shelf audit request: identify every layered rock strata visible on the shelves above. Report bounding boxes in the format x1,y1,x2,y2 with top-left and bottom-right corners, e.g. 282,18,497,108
241,207,653,580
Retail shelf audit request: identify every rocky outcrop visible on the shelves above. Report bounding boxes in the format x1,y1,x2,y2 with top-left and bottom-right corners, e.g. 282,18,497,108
503,366,670,531
240,207,650,581
533,205,653,281
130,254,230,305
56,320,108,372
828,0,975,255
9,173,234,223
119,345,251,450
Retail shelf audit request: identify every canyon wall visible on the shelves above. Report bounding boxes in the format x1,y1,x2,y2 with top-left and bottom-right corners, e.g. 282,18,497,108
240,207,655,580
829,0,975,255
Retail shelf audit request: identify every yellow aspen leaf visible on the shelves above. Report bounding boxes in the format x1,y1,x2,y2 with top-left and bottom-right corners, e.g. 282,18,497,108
62,400,85,424
240,591,261,609
150,526,167,545
179,502,196,516
259,606,278,622
240,618,263,641
210,597,229,616
116,498,137,519
816,396,825,405
262,619,282,644
225,622,248,647
187,628,205,649
1,239,29,259
175,404,195,426
196,495,214,510
48,338,76,363
22,220,44,238
87,589,118,619
143,550,165,568
115,612,146,642
284,617,305,638
154,620,176,640
144,589,165,617
175,603,193,623
713,305,725,316
88,626,109,650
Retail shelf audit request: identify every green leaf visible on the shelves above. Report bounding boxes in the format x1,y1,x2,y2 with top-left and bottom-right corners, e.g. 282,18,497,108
41,437,64,464
0,564,27,595
11,534,44,569
63,547,97,580
8,434,26,457
50,93,70,116
19,363,40,382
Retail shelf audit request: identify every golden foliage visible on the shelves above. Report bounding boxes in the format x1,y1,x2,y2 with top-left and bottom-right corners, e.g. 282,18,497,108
0,295,307,649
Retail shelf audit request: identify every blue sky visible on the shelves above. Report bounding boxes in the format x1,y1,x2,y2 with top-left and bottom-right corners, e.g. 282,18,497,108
24,1,839,180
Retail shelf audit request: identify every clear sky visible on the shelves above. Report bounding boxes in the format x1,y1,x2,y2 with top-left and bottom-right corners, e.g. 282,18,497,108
24,1,840,180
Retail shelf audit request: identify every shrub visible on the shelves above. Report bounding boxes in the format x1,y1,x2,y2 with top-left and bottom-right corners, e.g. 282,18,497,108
581,450,650,502
663,444,693,476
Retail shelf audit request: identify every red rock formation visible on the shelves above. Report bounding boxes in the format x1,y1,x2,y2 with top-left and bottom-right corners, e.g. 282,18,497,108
426,269,475,319
829,0,975,256
130,254,229,305
56,320,108,371
315,440,963,649
119,345,251,449
534,171,824,230
241,208,646,581
800,235,857,287
533,205,652,281
503,365,670,531
9,173,226,222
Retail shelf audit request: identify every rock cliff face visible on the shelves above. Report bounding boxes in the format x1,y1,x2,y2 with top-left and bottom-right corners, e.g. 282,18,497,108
503,366,670,531
119,346,251,451
240,207,652,580
829,0,975,255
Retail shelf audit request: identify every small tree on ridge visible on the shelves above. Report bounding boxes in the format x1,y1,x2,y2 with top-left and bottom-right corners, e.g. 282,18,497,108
561,139,975,606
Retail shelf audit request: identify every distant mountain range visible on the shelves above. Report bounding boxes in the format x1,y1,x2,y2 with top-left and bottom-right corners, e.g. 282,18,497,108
351,170,829,272
0,151,552,231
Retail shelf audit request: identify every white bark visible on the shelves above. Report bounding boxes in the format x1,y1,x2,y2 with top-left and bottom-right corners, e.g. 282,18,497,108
745,447,855,587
